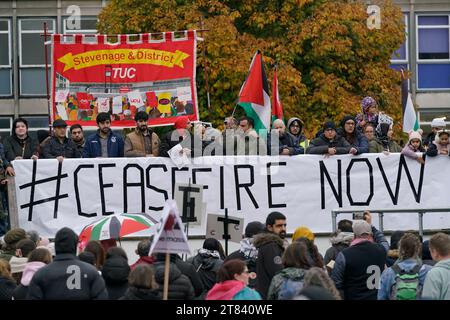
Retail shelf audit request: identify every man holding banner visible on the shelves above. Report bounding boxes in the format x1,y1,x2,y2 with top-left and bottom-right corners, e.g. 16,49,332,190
124,111,160,157
83,113,124,158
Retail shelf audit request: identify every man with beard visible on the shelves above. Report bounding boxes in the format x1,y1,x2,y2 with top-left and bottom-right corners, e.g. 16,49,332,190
254,211,288,299
70,124,85,154
83,112,124,158
124,111,160,157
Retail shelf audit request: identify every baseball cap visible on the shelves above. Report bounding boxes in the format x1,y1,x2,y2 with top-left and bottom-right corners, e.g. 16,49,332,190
352,220,372,237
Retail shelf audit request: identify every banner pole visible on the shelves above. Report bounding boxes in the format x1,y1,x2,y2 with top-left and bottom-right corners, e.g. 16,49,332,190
42,22,52,132
163,252,170,300
199,18,211,109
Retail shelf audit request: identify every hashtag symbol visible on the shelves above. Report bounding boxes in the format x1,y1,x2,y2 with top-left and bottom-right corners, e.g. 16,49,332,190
19,160,69,221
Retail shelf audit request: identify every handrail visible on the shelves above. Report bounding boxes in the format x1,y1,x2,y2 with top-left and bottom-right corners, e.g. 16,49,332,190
331,208,450,236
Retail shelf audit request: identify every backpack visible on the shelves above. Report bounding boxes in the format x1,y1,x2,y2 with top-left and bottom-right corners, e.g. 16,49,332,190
278,278,304,300
390,263,422,300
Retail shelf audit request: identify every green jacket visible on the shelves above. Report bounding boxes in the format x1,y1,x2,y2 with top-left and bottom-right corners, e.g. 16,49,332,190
369,138,402,153
267,267,306,300
422,258,450,300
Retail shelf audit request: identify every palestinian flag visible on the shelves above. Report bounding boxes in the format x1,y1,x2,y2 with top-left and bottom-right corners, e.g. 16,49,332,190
401,70,419,132
237,51,271,133
271,65,284,123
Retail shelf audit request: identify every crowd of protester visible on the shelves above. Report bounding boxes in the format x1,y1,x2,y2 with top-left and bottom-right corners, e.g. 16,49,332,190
0,95,449,300
1,211,449,300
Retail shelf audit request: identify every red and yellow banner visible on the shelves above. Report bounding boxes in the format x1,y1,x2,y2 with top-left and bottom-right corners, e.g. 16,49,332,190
51,31,198,127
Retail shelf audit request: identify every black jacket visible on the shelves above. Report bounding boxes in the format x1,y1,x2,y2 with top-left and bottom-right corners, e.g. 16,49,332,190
119,287,160,300
307,133,352,154
12,284,28,300
159,130,203,157
102,255,130,300
253,232,285,299
156,254,204,298
188,250,223,292
154,262,195,300
27,228,107,300
42,136,81,159
0,276,16,300
331,241,387,300
3,135,39,161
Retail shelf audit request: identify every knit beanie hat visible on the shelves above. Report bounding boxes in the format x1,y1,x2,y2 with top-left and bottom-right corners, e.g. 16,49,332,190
340,115,356,128
292,226,315,242
408,130,422,143
323,121,336,131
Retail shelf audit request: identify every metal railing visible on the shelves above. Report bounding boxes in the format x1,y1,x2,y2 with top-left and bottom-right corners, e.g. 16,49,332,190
331,208,450,236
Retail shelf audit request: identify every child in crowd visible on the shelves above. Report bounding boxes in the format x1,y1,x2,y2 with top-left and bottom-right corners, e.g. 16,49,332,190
426,130,450,157
401,130,425,164
356,96,379,132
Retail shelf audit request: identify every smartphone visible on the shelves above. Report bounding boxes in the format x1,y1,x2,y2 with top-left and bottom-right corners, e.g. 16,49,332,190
353,212,365,220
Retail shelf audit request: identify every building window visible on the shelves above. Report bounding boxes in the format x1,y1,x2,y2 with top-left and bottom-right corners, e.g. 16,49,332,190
19,18,55,96
63,16,97,43
417,14,450,90
391,14,408,64
0,117,12,142
0,19,12,97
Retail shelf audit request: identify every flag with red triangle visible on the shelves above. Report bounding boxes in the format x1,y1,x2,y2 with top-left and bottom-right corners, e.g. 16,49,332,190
237,51,271,133
271,65,284,123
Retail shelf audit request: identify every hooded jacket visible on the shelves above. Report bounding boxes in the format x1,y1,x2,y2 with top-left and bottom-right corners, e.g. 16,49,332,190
253,232,285,299
155,253,204,297
267,267,306,300
12,261,46,300
27,228,108,300
188,249,223,292
101,255,130,300
426,132,450,157
369,137,402,153
323,232,354,271
153,262,195,300
284,117,309,155
206,280,261,300
422,258,450,300
378,258,432,300
307,133,352,154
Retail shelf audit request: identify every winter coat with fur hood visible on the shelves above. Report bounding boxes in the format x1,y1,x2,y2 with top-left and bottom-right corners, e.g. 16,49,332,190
253,232,285,299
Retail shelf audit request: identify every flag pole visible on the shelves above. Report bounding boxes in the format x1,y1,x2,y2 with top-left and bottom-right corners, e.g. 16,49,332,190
163,252,170,300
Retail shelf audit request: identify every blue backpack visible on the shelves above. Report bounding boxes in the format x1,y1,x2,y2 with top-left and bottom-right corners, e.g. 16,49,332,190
278,278,304,300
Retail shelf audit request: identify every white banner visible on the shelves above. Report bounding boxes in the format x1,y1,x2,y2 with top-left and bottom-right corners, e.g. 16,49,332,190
12,154,450,238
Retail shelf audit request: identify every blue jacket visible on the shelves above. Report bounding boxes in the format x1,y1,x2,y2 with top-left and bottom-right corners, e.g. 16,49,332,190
232,287,262,300
337,128,369,154
83,130,124,158
378,258,431,300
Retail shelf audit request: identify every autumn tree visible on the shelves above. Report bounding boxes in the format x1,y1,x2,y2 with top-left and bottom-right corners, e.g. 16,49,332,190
97,0,404,137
